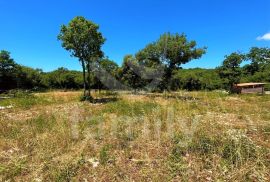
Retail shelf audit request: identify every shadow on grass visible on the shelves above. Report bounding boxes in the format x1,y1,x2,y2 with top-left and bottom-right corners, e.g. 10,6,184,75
92,97,119,104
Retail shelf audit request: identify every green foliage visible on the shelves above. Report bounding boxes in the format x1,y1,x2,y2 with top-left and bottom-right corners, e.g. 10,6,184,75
119,55,146,91
17,66,45,89
0,50,46,91
136,33,207,90
242,47,270,85
58,16,105,61
99,58,119,73
218,52,245,91
173,68,223,91
1,37,269,93
0,50,18,90
92,58,119,90
43,67,83,89
246,47,270,73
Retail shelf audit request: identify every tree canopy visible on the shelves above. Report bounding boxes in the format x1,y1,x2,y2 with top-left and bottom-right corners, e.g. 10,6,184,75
218,52,245,91
136,33,207,90
0,50,18,90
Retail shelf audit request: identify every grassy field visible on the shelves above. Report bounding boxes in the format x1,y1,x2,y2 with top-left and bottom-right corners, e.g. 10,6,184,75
0,91,270,181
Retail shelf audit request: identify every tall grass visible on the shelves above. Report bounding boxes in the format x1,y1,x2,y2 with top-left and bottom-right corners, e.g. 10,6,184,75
0,91,270,181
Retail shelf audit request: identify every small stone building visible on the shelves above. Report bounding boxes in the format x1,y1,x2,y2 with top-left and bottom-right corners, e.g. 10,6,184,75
233,83,266,94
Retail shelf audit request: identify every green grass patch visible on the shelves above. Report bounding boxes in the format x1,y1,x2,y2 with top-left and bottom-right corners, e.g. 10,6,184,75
101,100,158,116
0,94,51,109
26,114,57,134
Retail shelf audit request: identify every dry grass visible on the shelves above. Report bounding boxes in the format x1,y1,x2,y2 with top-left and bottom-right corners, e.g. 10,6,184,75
0,91,270,181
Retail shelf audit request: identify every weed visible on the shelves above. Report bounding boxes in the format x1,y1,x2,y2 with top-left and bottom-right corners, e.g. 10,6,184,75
99,145,113,165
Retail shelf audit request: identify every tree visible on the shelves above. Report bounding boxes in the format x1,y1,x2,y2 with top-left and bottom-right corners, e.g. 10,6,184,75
58,16,105,101
99,58,118,74
136,33,206,90
16,66,44,89
93,58,119,91
245,47,270,74
0,50,17,90
218,52,245,92
42,67,83,89
120,55,145,92
173,68,223,91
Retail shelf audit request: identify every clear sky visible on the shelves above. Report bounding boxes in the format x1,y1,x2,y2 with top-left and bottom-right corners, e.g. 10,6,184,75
0,0,270,72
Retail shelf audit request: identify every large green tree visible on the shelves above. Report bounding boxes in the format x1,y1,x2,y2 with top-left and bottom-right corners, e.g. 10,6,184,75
136,33,206,90
0,50,17,90
58,16,105,100
218,52,245,92
245,47,270,74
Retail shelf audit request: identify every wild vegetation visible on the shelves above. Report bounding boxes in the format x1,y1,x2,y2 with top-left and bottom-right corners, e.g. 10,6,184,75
0,91,270,181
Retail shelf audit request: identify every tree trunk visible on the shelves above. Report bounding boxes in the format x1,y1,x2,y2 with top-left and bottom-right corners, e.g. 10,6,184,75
164,64,174,91
87,62,92,99
98,81,101,93
81,60,87,97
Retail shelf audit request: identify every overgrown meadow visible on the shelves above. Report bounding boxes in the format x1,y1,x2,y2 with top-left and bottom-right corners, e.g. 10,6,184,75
0,91,270,181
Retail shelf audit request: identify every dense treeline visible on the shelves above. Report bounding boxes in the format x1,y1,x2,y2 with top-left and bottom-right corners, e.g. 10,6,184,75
0,51,115,91
1,46,269,92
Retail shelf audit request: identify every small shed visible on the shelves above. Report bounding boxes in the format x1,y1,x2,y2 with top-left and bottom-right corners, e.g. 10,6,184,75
233,83,266,94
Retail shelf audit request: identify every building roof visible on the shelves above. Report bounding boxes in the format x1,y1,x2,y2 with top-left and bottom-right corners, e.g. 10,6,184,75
235,83,266,87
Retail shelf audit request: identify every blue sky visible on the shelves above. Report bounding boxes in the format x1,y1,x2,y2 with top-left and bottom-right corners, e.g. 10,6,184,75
0,0,269,72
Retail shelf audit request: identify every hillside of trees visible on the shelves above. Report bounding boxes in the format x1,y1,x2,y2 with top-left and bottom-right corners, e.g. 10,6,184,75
1,46,269,93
